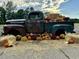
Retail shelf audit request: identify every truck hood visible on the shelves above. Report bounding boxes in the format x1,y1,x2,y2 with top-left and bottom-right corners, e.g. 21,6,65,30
6,19,26,24
4,24,24,27
6,19,26,22
53,24,72,27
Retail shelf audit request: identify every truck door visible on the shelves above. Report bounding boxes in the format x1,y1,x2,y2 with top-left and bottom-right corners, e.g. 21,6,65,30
25,11,44,33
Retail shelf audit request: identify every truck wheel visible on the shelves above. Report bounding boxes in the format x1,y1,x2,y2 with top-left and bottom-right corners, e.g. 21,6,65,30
55,29,65,36
8,30,20,36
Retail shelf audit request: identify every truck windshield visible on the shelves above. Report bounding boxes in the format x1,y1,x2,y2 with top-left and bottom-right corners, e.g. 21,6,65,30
28,12,43,20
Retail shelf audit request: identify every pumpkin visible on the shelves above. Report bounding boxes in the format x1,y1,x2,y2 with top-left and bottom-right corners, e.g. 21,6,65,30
41,36,45,40
16,35,22,41
31,35,37,40
36,35,42,41
60,34,65,39
21,36,28,41
27,35,32,40
68,37,76,44
56,36,60,40
0,35,16,47
51,34,56,40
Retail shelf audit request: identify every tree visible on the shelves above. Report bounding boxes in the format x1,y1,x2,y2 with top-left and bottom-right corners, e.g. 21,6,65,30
5,1,16,20
11,12,17,19
0,7,6,24
6,1,16,12
64,17,70,22
30,7,34,12
16,9,25,19
24,9,30,19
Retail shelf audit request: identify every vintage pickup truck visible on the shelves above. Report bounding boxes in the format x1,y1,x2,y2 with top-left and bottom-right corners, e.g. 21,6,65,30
3,11,74,36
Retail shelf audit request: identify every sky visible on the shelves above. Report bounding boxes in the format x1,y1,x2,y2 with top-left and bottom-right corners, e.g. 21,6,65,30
0,0,79,19
60,0,79,18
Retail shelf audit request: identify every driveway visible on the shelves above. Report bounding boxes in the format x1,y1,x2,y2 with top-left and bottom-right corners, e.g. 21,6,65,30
0,40,79,59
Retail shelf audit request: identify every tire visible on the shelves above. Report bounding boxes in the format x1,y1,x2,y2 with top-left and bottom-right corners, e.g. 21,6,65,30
55,29,65,36
8,30,20,36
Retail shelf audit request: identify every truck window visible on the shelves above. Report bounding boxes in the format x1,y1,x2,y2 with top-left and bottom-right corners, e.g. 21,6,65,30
28,12,43,20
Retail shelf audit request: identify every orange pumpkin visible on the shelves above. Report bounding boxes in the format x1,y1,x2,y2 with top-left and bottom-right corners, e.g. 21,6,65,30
2,39,9,48
56,36,60,40
68,37,76,44
31,35,37,40
51,34,56,40
27,35,32,40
